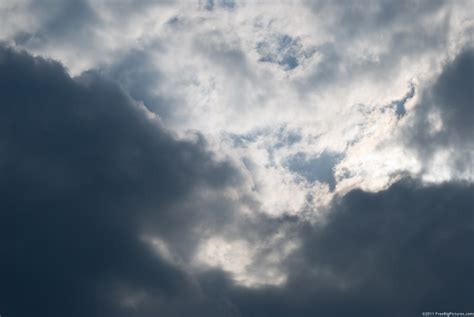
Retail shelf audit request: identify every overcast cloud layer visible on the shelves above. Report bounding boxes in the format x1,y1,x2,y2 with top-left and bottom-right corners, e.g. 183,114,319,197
0,1,473,316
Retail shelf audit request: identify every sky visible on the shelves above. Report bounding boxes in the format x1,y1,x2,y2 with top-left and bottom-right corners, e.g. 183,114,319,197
0,1,473,316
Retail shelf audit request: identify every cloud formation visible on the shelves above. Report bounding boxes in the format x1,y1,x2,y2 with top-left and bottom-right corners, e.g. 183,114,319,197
0,45,241,316
404,48,474,181
0,1,473,316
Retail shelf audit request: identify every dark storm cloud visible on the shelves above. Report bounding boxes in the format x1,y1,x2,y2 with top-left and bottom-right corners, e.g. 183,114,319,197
405,48,474,173
0,45,240,317
201,179,474,317
294,179,474,315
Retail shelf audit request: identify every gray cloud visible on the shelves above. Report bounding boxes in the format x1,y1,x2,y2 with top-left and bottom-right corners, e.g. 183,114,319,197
13,0,98,49
0,45,240,317
405,48,474,174
298,0,451,92
98,47,179,122
193,179,474,317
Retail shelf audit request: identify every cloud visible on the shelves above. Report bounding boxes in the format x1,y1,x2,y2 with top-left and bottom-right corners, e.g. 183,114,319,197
0,1,473,316
404,48,474,182
0,44,473,317
194,179,474,317
0,45,240,317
